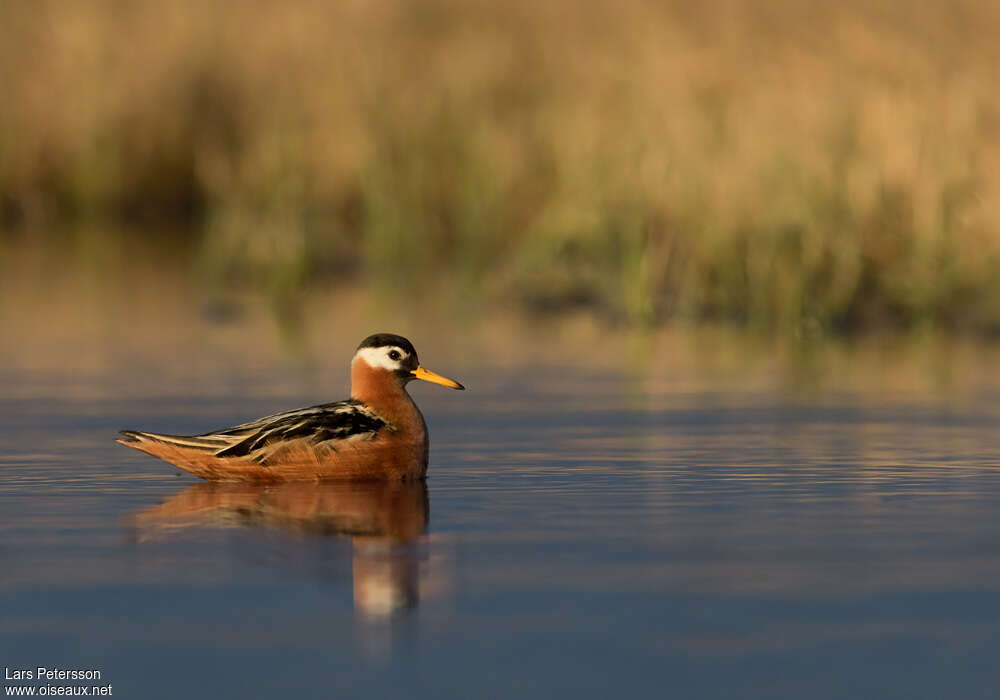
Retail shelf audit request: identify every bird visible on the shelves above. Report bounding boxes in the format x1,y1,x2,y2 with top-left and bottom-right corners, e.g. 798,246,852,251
117,333,464,481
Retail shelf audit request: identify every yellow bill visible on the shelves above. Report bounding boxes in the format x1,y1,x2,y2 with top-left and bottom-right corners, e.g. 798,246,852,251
411,365,465,390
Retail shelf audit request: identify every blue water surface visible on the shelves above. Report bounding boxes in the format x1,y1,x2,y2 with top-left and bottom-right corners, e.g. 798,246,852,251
3,364,1000,699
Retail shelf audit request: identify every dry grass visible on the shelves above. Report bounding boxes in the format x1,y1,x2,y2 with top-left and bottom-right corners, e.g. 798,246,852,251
2,0,1000,333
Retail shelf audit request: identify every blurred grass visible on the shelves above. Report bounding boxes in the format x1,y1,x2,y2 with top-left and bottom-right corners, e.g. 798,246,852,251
2,0,1000,334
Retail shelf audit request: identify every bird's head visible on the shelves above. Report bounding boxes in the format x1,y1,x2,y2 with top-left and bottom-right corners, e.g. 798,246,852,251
352,333,465,391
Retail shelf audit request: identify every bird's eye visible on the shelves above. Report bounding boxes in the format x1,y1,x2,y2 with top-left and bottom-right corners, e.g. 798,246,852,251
388,350,401,361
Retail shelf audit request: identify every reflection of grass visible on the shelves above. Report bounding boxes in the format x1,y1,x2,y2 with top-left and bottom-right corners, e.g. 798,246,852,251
2,0,1000,333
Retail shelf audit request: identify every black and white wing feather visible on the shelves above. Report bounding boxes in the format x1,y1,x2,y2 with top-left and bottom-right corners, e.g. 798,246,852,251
208,400,389,464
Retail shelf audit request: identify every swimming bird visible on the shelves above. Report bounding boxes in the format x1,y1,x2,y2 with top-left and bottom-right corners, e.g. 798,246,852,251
117,333,464,481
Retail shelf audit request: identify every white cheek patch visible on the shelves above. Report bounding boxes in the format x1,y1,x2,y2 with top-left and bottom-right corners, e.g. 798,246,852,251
354,346,408,371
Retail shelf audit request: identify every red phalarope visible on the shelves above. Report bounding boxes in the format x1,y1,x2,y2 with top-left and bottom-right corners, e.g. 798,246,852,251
117,333,464,481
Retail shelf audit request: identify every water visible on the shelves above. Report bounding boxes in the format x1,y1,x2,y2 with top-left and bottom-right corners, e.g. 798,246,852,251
3,356,1000,699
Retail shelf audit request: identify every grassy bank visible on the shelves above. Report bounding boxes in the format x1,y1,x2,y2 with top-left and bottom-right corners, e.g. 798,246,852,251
2,0,1000,333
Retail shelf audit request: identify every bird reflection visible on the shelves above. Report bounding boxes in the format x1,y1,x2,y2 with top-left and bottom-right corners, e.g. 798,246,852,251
128,480,439,619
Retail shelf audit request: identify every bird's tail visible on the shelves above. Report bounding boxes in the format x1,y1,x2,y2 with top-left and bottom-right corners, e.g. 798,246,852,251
117,430,231,452
116,429,247,480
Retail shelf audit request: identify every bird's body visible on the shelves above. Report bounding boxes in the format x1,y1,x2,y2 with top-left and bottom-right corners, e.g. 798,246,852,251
117,334,463,482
